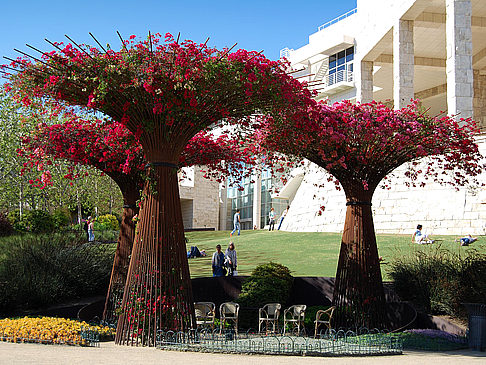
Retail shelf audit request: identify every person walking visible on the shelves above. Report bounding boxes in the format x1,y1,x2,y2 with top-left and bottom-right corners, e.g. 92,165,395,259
212,244,226,277
225,242,238,276
268,207,276,231
87,216,95,242
230,209,240,236
277,205,289,230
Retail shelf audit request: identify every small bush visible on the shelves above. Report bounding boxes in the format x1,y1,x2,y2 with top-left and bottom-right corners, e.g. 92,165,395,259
237,262,294,308
97,214,119,230
51,208,71,229
7,210,25,232
236,262,293,330
0,232,114,316
22,209,55,233
0,213,14,237
388,246,486,319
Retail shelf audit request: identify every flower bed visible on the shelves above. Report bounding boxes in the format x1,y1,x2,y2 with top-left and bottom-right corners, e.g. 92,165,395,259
399,329,467,351
0,317,115,346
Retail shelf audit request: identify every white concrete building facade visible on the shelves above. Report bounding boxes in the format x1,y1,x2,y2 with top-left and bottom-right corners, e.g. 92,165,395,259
278,0,486,235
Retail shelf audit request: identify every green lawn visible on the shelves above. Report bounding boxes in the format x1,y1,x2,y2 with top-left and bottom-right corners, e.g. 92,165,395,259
185,230,486,279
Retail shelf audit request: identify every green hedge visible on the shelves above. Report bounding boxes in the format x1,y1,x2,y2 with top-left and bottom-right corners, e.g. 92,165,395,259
388,246,486,319
0,232,114,317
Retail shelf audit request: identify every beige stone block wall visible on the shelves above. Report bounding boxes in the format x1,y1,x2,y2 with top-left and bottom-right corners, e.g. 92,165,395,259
178,166,220,230
473,70,486,130
283,138,486,235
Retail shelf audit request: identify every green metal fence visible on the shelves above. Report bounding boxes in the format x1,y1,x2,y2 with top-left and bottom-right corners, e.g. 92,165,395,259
156,328,403,356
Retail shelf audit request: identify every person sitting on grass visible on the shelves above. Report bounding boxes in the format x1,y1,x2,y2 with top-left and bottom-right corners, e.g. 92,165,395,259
455,234,478,246
412,224,434,244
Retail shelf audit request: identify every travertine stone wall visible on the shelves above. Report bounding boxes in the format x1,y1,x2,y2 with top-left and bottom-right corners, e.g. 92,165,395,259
473,69,486,130
357,61,374,103
393,19,414,109
282,138,486,235
446,0,474,121
179,167,220,230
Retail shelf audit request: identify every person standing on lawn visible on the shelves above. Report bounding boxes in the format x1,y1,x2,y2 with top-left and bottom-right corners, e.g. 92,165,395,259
277,205,289,230
212,244,226,277
87,216,95,242
230,209,240,236
225,242,238,276
268,207,276,231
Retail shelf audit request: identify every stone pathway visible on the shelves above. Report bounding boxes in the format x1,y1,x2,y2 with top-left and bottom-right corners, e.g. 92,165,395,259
0,341,485,365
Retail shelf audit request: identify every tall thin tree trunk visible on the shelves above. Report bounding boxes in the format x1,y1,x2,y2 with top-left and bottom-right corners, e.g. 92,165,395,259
76,188,82,225
19,179,23,219
115,165,195,346
332,187,387,329
103,186,139,324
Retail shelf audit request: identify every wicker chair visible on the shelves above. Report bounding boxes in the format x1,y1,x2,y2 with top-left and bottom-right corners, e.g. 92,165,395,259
194,302,216,329
314,306,336,337
283,305,306,335
219,302,240,334
258,303,281,334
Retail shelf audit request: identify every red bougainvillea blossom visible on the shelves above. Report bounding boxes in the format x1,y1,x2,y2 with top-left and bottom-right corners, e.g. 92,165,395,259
259,99,483,328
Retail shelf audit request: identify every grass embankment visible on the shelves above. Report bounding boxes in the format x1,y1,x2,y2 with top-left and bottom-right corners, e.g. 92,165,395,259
185,230,486,278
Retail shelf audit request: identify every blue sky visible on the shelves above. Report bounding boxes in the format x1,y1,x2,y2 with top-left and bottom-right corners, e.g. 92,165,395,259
1,0,356,62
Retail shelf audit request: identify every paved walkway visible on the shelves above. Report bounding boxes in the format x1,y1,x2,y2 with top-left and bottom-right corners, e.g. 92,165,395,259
0,341,485,365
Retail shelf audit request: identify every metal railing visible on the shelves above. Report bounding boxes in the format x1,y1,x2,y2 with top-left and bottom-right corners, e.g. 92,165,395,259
318,8,357,32
324,69,354,88
280,47,292,60
156,327,402,357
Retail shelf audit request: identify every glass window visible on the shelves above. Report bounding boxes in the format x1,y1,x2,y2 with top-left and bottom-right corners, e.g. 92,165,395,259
337,51,345,66
329,54,336,69
346,46,354,62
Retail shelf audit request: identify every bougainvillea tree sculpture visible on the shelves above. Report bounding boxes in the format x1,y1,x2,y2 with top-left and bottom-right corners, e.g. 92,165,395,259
20,114,257,324
5,32,308,345
260,99,483,328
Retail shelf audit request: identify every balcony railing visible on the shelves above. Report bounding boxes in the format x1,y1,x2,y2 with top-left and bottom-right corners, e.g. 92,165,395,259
279,47,292,60
318,8,357,32
323,69,354,88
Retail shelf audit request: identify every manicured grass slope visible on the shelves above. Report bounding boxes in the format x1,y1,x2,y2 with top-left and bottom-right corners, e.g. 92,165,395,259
185,230,486,279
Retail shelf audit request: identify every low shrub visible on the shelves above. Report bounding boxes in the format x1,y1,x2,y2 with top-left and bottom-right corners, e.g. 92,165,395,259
0,213,13,237
97,214,119,231
237,262,294,308
236,262,293,329
19,209,55,233
0,232,114,316
388,246,486,319
7,209,25,232
51,208,71,229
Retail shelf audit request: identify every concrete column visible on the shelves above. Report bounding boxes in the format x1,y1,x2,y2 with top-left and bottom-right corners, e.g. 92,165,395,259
357,61,373,103
446,0,473,122
252,171,262,229
393,19,414,109
219,180,228,230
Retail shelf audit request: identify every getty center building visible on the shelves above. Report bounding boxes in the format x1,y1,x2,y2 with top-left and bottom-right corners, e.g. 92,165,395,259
222,0,486,235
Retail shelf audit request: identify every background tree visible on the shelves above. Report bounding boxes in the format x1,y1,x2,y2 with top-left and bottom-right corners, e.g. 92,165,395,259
5,33,308,345
260,99,483,328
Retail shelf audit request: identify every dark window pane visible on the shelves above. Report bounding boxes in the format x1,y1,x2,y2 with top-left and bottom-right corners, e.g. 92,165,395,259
329,68,336,74
346,53,354,62
329,60,336,69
